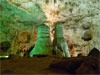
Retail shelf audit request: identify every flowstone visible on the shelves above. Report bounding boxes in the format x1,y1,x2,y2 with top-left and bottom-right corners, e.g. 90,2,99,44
29,25,53,57
54,22,70,57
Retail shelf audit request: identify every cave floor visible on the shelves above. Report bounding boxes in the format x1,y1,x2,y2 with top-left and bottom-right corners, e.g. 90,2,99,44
0,56,99,75
0,56,68,74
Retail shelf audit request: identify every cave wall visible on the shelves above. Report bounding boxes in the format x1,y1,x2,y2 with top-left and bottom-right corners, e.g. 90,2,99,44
0,0,100,56
41,0,100,56
0,0,39,56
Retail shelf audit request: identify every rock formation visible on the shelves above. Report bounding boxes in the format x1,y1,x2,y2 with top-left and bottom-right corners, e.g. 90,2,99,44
53,22,70,57
88,47,100,57
29,25,53,57
0,0,100,57
50,57,100,74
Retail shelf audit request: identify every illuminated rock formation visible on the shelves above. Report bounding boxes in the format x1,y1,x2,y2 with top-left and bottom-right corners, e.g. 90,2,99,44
29,25,53,57
11,29,38,57
1,0,100,57
53,22,70,57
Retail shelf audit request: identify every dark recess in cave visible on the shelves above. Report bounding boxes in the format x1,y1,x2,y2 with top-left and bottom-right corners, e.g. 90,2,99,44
88,47,100,57
24,45,35,57
0,41,11,51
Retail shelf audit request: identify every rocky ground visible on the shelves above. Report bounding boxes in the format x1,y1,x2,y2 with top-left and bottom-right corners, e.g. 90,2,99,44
0,56,100,75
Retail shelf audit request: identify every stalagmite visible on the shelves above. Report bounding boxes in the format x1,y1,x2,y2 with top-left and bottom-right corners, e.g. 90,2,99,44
53,22,70,57
29,24,53,57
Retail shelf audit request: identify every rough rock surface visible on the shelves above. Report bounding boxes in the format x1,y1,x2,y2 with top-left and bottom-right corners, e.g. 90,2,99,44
0,0,38,56
50,57,100,74
0,41,11,51
10,29,38,57
1,56,99,74
0,0,100,56
88,48,100,57
82,30,93,41
41,0,100,56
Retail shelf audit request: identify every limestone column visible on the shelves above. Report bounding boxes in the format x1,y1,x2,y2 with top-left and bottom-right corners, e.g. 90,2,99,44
54,22,70,57
29,24,53,57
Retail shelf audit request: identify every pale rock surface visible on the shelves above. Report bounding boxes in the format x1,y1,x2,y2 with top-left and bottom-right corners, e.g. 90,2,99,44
54,22,70,57
1,0,100,56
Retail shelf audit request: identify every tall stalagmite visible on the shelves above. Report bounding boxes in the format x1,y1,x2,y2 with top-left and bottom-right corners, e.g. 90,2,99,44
53,22,70,57
29,24,53,57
